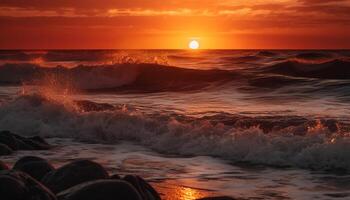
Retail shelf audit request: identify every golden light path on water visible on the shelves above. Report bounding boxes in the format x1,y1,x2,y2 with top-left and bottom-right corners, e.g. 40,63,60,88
153,181,213,200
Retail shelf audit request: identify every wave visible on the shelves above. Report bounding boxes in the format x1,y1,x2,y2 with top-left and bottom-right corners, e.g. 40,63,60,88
0,63,236,92
224,55,261,63
0,94,349,171
294,52,333,60
264,59,350,79
256,51,278,57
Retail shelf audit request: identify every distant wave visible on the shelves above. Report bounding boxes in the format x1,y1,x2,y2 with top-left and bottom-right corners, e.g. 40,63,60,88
256,51,278,57
0,63,236,92
294,52,332,60
223,55,261,63
264,59,350,79
0,94,349,171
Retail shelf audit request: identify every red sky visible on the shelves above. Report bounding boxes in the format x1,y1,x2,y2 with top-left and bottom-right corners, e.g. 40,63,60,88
0,0,350,49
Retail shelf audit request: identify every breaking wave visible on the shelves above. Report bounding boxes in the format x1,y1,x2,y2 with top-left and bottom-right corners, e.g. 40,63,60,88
0,94,349,172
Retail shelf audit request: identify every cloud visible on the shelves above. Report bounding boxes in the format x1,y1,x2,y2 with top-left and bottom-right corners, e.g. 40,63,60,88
0,0,349,48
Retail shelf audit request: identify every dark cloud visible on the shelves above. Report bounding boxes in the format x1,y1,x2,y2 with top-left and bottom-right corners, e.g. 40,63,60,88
298,0,349,4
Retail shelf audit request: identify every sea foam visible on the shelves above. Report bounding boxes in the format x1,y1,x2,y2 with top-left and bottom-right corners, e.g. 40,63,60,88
0,94,349,171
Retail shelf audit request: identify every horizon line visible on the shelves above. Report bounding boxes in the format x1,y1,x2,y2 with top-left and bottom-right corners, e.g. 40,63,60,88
0,48,350,51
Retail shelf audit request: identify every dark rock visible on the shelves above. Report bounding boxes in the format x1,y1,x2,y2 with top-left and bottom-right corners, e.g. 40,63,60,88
0,130,51,151
123,175,161,200
20,137,51,150
57,180,142,200
0,174,27,200
0,170,57,200
13,156,55,181
0,160,9,170
0,143,13,155
30,136,51,146
0,130,20,150
197,196,236,200
42,160,109,193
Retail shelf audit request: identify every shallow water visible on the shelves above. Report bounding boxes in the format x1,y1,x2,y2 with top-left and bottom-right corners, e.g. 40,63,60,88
2,138,350,200
0,50,350,199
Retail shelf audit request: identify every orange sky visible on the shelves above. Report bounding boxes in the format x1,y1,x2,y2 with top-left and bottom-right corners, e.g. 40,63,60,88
0,0,350,49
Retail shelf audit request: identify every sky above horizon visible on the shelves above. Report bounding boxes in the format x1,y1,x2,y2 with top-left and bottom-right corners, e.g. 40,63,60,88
0,0,350,49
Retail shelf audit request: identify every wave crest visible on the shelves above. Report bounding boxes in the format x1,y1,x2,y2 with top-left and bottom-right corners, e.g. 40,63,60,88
0,63,236,92
264,59,350,79
0,94,349,171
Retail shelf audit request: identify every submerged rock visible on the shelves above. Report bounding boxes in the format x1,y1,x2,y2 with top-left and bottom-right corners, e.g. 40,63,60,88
13,156,54,181
123,175,161,200
57,180,142,200
0,143,13,155
42,160,109,193
0,170,57,200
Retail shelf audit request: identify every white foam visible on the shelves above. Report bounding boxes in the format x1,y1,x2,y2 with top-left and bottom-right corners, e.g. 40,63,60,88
0,94,349,171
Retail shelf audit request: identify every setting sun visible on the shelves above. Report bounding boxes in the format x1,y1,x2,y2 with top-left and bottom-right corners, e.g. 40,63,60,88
189,40,199,49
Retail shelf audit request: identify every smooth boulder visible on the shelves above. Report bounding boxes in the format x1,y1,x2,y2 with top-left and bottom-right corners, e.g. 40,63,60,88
57,180,142,200
123,175,161,200
13,156,54,181
42,160,109,193
0,170,57,200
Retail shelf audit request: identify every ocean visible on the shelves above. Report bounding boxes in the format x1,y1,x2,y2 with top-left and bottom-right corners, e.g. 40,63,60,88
0,50,350,199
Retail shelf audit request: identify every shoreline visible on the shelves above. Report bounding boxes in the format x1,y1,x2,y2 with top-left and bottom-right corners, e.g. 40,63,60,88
1,132,350,199
0,131,229,200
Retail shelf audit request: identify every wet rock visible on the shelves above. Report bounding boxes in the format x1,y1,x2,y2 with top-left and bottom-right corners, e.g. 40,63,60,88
0,174,27,200
123,175,161,200
0,143,13,155
57,180,142,200
42,160,109,193
0,160,9,170
0,170,57,200
13,156,54,181
0,130,19,150
0,130,51,151
197,196,236,200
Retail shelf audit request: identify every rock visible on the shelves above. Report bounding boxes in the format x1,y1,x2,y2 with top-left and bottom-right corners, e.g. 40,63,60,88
30,136,51,146
20,137,51,150
0,160,9,170
0,130,51,151
42,160,109,193
123,175,161,200
197,196,236,200
0,130,20,150
0,174,27,200
13,156,55,181
0,170,57,200
0,143,13,155
57,180,142,200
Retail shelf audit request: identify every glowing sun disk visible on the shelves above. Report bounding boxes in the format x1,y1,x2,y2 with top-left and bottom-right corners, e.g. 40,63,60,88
189,40,199,49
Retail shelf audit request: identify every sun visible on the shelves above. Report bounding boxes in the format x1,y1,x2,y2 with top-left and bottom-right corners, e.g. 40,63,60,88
189,40,199,49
